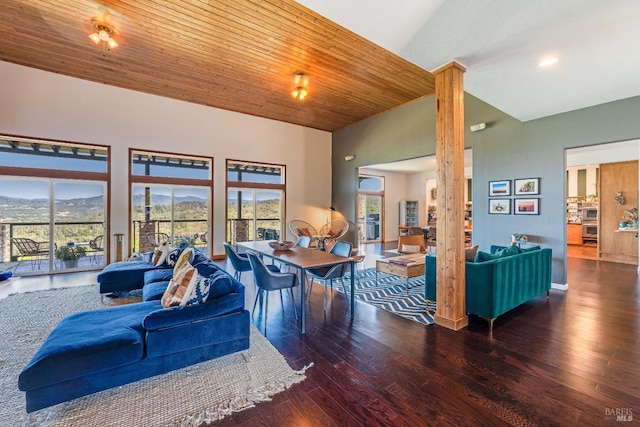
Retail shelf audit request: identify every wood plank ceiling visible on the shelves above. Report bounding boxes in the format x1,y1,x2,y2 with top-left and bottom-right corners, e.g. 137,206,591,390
0,0,436,132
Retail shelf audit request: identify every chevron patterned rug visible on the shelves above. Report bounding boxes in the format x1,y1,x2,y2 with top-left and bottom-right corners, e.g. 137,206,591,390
334,268,436,326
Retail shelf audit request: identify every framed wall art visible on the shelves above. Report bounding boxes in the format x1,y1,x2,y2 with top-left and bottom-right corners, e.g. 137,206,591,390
514,178,540,195
489,198,511,214
489,180,511,196
514,198,539,215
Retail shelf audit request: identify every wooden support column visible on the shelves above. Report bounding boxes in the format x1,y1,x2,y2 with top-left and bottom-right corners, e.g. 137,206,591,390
434,62,468,331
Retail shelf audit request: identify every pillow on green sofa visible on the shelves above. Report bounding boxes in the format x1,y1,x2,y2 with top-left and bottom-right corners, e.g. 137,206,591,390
465,245,479,262
474,245,519,262
496,245,519,257
517,244,541,253
474,250,499,263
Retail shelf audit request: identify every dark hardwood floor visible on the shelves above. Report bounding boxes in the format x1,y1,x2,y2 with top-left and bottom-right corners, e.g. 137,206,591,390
212,243,640,427
3,243,637,425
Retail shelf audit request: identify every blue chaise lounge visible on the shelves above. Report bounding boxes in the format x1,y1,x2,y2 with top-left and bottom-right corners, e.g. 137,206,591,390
19,248,250,413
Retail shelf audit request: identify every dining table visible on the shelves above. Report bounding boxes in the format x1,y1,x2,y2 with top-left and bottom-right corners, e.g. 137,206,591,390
236,240,355,334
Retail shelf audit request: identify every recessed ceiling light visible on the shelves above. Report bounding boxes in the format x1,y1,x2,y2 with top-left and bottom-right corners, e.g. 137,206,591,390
538,57,559,67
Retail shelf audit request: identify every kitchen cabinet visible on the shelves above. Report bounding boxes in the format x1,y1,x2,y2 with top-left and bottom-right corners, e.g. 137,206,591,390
567,223,583,245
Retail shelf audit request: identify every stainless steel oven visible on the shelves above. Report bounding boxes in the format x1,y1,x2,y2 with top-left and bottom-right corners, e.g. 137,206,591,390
582,207,598,222
582,223,598,239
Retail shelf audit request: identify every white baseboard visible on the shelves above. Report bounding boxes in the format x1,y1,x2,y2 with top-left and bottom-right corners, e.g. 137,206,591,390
551,282,569,291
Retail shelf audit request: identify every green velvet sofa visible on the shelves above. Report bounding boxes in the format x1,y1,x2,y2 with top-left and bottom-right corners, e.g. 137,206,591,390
425,245,552,331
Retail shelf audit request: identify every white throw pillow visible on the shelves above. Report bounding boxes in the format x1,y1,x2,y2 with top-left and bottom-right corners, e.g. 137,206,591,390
401,244,421,253
152,241,170,266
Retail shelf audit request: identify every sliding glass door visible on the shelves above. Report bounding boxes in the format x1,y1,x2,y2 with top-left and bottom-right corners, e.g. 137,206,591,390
53,181,106,270
227,188,283,242
0,178,106,274
357,174,384,243
226,160,286,244
358,194,383,242
131,185,209,253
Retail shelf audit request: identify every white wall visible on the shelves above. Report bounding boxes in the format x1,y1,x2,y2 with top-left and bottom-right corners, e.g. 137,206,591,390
0,61,332,258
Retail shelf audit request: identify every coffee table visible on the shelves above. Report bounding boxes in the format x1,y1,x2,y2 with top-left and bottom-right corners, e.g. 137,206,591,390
375,253,425,290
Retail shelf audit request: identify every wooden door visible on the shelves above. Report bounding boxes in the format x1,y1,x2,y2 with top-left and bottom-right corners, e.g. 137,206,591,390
599,161,638,264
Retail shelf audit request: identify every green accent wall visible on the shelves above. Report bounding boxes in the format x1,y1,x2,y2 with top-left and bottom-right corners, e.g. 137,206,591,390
332,94,640,285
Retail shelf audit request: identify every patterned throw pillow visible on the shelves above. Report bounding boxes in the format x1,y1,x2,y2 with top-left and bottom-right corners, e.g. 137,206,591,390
183,273,212,305
161,261,198,308
165,246,182,267
152,242,170,266
173,246,195,275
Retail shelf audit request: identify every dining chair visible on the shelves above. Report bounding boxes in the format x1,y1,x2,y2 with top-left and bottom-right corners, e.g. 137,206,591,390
317,219,349,251
306,241,352,310
288,220,318,242
223,242,252,280
408,226,424,236
296,235,312,248
224,242,280,281
397,234,426,254
247,252,298,336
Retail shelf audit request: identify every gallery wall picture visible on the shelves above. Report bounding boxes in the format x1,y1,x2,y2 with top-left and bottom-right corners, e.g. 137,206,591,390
489,198,511,214
514,198,540,215
489,180,511,196
514,178,540,195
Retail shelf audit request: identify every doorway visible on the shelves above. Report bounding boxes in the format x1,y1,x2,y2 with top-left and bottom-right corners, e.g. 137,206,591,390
566,140,640,262
357,174,384,243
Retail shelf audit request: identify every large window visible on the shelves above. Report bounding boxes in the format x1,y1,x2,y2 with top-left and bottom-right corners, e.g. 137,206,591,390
130,150,212,254
358,174,384,242
226,160,285,243
0,135,109,275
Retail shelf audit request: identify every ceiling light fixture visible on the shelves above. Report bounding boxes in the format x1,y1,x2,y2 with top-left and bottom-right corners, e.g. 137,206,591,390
291,72,309,101
538,57,558,67
89,19,119,51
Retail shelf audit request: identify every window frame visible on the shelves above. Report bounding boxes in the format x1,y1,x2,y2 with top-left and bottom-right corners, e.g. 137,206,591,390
225,159,287,243
129,148,213,256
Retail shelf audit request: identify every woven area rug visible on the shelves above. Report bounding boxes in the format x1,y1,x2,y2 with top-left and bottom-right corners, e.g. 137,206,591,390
334,268,436,326
0,285,309,426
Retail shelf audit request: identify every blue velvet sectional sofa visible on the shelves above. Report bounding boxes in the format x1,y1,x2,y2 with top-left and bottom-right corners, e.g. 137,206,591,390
97,252,171,295
19,248,250,413
425,245,552,330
